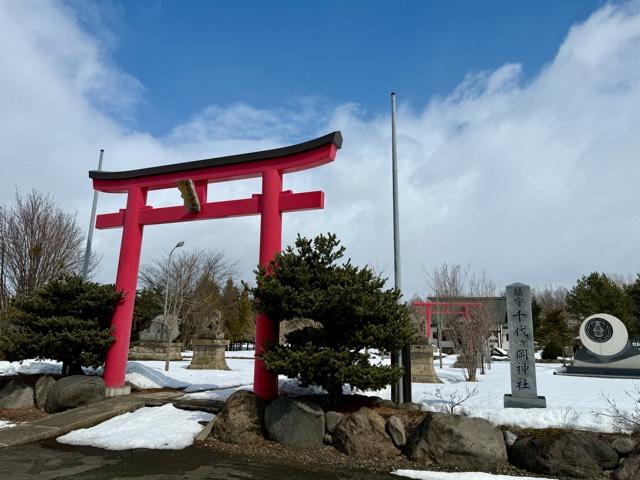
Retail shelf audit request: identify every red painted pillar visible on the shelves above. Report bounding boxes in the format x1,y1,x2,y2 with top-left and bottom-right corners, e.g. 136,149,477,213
253,169,282,400
103,187,147,393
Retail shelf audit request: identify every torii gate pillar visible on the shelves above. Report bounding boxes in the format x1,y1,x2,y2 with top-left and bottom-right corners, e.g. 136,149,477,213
90,132,342,399
254,168,283,399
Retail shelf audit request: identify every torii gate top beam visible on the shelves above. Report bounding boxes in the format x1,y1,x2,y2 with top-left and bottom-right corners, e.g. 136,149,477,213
90,131,342,193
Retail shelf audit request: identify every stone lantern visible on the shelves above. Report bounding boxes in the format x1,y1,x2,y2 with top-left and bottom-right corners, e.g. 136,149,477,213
188,316,231,370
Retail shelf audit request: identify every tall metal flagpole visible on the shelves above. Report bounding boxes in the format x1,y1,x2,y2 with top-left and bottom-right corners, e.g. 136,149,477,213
82,149,104,280
391,93,411,403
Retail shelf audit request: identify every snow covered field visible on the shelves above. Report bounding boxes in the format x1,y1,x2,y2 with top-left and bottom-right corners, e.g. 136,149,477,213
2,351,639,433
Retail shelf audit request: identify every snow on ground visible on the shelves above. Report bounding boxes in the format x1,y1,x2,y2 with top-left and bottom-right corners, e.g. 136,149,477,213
0,359,62,376
125,357,254,392
392,470,556,480
225,350,256,359
362,354,638,432
57,404,213,450
4,350,640,433
0,420,14,429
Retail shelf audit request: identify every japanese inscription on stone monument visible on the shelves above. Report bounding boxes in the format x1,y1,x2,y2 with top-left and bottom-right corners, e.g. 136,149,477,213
504,282,546,408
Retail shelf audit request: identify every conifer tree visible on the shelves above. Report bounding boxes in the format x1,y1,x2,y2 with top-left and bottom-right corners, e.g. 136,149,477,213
538,307,574,350
566,272,637,334
0,274,120,375
252,233,415,403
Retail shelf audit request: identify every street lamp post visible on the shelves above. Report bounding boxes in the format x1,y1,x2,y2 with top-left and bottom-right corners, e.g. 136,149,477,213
163,240,185,371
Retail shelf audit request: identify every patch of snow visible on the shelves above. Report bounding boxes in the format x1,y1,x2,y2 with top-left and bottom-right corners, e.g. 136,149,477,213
0,359,62,376
181,385,247,402
224,350,255,359
124,358,253,392
0,420,15,429
392,470,556,480
57,404,213,450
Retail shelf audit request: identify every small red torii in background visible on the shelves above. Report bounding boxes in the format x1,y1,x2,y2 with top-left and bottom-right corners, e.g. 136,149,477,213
90,132,342,399
412,300,485,341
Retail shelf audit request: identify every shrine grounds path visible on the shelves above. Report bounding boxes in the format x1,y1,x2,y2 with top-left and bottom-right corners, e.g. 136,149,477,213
0,440,397,480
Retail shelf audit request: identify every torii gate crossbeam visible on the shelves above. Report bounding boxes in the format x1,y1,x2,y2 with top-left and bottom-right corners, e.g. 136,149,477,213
90,132,342,399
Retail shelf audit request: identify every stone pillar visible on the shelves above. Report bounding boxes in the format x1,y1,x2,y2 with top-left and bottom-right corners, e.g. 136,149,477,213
504,283,546,408
410,344,442,383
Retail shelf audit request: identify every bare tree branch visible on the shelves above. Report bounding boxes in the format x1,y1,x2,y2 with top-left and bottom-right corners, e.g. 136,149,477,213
0,189,93,300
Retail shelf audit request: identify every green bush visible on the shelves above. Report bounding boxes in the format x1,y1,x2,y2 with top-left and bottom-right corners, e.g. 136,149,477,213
0,274,121,375
541,341,563,360
252,233,416,403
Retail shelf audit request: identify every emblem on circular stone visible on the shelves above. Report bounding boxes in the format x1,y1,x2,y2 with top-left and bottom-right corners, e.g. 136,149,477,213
585,317,614,343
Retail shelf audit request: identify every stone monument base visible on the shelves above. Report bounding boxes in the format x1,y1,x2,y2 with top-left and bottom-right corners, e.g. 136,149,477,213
410,344,442,383
188,338,230,370
504,394,547,409
559,365,640,378
129,341,183,361
106,385,132,397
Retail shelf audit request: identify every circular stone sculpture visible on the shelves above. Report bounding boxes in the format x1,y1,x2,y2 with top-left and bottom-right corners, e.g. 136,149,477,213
579,313,628,357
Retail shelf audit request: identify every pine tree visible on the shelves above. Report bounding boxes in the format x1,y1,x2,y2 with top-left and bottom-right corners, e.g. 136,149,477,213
566,272,637,335
625,275,640,331
538,307,574,350
0,274,121,375
252,233,416,403
132,288,163,341
220,278,255,342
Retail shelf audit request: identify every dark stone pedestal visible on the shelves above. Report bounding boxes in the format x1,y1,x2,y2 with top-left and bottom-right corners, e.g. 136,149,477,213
504,394,547,409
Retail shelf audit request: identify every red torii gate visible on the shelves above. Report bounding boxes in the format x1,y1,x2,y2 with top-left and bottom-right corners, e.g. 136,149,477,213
90,132,342,399
412,301,485,341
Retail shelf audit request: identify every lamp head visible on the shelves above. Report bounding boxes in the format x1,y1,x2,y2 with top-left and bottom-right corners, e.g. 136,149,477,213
176,241,185,248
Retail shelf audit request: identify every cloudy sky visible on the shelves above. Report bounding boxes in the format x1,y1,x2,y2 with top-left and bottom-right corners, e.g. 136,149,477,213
1,0,639,299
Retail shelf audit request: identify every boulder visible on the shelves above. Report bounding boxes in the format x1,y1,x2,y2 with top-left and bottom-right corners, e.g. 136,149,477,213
44,375,105,413
510,430,619,478
325,411,345,434
397,402,422,411
386,415,406,448
614,450,640,480
0,381,34,409
211,390,265,444
139,314,180,342
503,430,518,447
406,412,507,470
612,437,636,456
332,407,399,458
34,376,56,411
265,398,325,449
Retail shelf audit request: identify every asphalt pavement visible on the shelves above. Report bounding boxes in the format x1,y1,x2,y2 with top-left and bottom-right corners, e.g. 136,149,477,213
0,440,397,480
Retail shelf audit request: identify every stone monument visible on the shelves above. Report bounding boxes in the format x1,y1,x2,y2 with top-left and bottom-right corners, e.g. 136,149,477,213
188,315,231,370
129,314,183,361
562,313,640,377
504,283,546,408
410,343,442,383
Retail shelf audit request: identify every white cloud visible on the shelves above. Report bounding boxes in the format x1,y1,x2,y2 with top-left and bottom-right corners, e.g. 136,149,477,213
1,1,640,299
